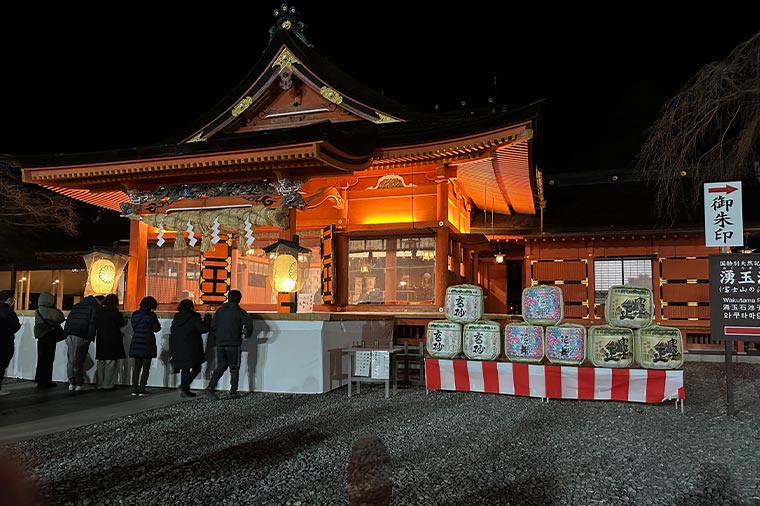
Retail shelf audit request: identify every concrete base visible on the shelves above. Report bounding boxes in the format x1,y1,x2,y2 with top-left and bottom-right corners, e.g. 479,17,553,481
7,316,394,394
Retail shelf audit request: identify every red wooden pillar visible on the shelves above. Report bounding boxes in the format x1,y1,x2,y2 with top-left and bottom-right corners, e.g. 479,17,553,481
435,227,448,308
126,219,148,311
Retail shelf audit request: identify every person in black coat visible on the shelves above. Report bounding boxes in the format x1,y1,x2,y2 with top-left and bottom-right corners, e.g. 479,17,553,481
170,299,211,397
0,289,21,396
128,296,161,396
206,289,253,399
95,294,126,390
33,291,65,388
62,294,100,391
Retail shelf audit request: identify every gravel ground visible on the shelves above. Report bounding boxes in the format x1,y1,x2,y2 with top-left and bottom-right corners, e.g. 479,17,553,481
3,361,760,506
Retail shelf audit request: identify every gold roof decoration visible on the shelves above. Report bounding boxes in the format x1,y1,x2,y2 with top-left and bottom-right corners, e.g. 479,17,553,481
320,86,343,105
373,113,400,124
273,47,301,71
232,96,254,117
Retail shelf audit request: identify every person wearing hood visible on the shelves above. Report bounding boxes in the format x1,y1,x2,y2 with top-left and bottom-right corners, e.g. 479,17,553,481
169,299,211,397
33,292,65,388
95,294,126,390
63,294,100,391
128,296,161,396
205,289,253,399
0,289,21,395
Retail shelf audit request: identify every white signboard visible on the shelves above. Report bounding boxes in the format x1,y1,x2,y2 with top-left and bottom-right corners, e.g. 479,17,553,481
704,181,743,247
354,351,371,377
370,351,390,380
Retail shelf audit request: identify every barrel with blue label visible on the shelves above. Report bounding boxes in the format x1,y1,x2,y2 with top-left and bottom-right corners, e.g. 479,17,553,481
444,284,484,324
426,320,463,359
545,323,587,366
588,325,634,368
462,320,502,361
504,322,545,363
522,285,563,326
634,325,684,369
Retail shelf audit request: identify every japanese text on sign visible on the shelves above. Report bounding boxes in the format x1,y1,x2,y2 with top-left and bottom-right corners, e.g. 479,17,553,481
704,182,743,247
709,254,760,339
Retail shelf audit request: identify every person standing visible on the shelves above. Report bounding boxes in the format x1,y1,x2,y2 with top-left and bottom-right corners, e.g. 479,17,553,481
129,296,161,396
205,289,252,399
170,299,211,397
0,290,21,396
33,292,65,388
63,294,100,391
95,294,126,391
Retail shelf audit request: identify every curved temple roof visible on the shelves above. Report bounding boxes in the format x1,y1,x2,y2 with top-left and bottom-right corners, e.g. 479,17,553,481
13,5,542,220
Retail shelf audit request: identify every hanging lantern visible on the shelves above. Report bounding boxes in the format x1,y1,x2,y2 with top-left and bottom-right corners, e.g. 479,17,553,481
263,237,312,294
272,253,298,292
83,250,130,296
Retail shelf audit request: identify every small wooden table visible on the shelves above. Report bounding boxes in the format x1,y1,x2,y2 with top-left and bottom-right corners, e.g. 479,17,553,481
344,346,404,398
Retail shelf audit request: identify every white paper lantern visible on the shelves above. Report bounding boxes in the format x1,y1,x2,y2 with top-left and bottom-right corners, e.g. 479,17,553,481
271,253,298,293
89,258,116,295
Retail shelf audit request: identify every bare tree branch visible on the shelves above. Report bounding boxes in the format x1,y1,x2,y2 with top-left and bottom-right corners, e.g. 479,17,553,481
635,30,760,223
0,161,80,237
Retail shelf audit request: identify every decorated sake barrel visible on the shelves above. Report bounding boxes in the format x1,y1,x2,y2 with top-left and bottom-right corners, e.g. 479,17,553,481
504,322,544,363
545,323,586,366
462,320,502,361
588,325,634,368
634,325,684,369
426,320,462,359
522,285,563,325
604,285,654,329
444,284,483,324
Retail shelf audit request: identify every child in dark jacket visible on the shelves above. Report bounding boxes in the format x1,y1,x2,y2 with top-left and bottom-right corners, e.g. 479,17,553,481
129,296,161,396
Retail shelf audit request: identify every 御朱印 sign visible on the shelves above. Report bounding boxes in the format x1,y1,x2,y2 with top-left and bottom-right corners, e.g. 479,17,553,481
704,181,743,248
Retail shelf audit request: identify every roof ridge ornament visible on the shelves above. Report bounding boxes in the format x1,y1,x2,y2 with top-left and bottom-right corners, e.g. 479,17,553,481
270,4,313,47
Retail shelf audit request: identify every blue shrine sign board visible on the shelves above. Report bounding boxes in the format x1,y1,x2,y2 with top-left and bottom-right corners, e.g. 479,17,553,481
709,253,760,341
704,181,743,247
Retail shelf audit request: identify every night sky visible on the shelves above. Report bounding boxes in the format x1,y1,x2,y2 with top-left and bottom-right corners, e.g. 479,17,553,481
2,4,757,176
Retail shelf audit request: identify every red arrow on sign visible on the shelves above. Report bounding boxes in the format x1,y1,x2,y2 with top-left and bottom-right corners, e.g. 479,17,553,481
708,184,738,194
725,326,760,336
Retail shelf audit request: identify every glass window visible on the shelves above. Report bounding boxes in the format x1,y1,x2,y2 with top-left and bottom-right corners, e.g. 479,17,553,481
146,242,203,305
348,236,436,305
234,233,323,305
594,257,653,303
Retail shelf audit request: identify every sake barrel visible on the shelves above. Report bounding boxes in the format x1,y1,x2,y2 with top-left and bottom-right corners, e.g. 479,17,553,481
588,325,634,368
426,320,462,359
545,323,587,366
463,320,502,361
522,285,563,326
504,322,544,363
604,285,654,329
634,325,684,369
444,284,483,324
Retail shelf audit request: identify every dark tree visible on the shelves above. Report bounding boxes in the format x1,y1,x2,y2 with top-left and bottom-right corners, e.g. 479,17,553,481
635,30,760,222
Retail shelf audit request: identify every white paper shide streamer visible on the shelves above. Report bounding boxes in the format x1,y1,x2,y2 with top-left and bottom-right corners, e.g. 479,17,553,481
156,219,165,247
211,217,221,244
244,218,254,246
186,220,197,247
